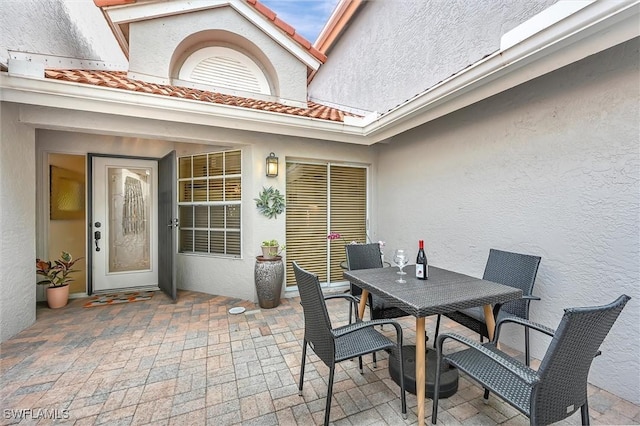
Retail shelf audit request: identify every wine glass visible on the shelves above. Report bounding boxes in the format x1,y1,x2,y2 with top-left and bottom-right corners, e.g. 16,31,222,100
393,249,409,283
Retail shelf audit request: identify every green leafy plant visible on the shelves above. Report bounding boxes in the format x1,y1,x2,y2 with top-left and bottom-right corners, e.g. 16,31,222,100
254,186,285,219
261,239,286,257
36,251,83,288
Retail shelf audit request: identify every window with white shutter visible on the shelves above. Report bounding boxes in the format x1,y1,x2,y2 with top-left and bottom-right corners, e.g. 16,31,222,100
285,161,367,287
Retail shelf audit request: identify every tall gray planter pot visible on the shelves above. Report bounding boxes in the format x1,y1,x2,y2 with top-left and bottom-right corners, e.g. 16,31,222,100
254,255,284,309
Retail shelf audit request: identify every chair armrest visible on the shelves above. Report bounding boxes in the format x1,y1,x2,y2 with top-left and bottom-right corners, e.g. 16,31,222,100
493,316,555,344
436,332,539,386
493,295,541,316
333,319,403,345
324,293,359,304
324,293,362,323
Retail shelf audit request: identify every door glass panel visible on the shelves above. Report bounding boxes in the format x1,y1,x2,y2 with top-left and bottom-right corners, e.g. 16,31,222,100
108,167,151,273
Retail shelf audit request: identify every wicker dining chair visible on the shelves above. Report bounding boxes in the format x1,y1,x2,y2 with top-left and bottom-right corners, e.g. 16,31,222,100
293,261,407,426
345,243,412,320
433,248,541,366
345,243,413,366
432,294,631,425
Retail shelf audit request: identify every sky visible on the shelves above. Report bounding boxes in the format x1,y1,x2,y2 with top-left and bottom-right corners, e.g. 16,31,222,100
260,0,340,43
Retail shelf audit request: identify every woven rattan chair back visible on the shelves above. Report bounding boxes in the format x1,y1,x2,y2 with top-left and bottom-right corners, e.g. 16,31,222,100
483,249,541,318
435,248,541,365
532,294,630,424
345,243,383,298
293,261,335,367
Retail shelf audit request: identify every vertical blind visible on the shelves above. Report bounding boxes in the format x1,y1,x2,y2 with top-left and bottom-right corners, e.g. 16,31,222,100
329,165,367,282
285,161,367,286
285,163,328,285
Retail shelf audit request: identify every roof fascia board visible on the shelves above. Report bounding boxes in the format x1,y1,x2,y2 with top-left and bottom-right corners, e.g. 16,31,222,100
104,0,321,70
0,73,367,144
314,0,362,52
231,1,322,70
364,0,640,143
105,0,229,23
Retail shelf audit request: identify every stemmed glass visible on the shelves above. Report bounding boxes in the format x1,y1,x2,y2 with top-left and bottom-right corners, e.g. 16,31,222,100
393,249,409,283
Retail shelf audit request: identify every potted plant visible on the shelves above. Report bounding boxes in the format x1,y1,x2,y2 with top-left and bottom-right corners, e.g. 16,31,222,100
36,251,82,309
260,239,285,259
255,240,285,309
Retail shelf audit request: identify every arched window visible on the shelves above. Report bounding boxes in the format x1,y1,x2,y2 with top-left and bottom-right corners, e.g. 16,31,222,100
179,46,271,95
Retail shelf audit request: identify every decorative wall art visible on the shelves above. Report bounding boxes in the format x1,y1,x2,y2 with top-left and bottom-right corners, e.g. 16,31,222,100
50,165,85,220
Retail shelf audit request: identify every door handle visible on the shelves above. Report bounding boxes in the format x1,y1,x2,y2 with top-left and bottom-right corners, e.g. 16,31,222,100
94,230,101,252
167,218,179,228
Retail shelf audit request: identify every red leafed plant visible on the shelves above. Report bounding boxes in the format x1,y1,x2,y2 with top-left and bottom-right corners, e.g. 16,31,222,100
36,251,82,288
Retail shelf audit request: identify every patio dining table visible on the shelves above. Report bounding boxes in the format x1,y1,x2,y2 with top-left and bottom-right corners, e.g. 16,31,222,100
344,265,522,426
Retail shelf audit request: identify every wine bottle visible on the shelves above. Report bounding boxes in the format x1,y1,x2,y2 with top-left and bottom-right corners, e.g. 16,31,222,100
416,240,428,280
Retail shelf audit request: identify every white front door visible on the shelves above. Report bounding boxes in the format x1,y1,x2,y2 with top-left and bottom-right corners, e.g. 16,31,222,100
92,157,159,292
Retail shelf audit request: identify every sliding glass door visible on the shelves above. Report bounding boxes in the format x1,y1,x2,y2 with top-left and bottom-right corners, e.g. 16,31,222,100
285,161,367,286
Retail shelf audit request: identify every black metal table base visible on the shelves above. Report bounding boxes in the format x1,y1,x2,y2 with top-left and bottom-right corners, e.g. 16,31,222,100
389,345,459,398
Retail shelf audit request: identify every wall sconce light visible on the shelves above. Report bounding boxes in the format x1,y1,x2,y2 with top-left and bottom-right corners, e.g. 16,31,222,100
266,152,278,177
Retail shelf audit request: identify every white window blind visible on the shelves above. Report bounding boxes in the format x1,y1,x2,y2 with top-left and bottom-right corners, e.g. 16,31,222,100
178,150,241,257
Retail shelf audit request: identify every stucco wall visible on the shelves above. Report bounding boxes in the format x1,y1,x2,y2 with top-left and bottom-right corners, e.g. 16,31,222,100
375,40,639,404
128,6,307,103
309,0,556,114
0,103,36,342
0,0,125,65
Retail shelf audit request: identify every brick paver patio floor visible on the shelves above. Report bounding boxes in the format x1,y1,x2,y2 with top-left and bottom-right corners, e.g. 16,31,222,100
1,290,638,425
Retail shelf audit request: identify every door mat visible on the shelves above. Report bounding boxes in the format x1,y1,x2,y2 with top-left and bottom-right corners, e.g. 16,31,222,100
83,291,154,307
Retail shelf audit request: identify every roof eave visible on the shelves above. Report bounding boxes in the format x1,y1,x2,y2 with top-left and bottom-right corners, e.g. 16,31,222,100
0,72,368,144
1,0,636,146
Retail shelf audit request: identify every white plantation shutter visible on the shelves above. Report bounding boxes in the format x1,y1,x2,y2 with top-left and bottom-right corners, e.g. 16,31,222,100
285,161,367,287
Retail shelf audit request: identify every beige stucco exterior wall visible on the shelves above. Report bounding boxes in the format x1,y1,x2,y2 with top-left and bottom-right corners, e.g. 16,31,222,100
128,6,308,104
375,40,639,404
0,103,36,342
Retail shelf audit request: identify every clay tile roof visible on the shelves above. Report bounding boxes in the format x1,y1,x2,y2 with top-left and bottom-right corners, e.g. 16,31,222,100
244,0,327,63
44,69,357,122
